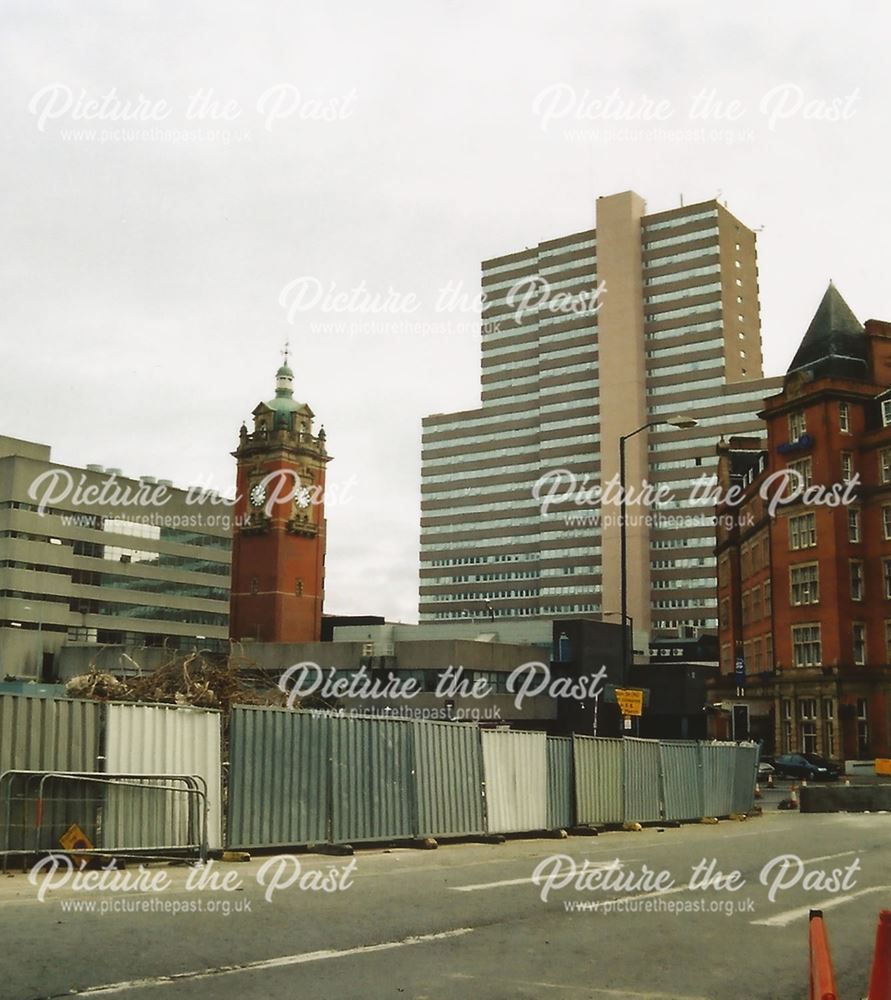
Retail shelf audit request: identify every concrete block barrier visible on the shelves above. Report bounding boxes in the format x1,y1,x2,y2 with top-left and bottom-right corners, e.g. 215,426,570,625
800,783,891,813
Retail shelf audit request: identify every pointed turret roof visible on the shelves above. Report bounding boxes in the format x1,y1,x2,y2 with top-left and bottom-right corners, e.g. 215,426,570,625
787,284,867,381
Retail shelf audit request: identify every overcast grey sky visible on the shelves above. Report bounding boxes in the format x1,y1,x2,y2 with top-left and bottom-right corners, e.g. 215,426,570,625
2,0,889,622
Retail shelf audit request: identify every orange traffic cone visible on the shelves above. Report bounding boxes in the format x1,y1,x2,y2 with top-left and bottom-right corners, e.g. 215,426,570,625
755,782,762,800
844,775,851,787
867,910,891,1000
809,910,838,1000
767,772,775,789
790,784,799,809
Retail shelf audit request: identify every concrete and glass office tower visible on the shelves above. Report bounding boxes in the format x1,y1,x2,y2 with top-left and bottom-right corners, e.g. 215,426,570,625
0,435,231,679
419,190,782,642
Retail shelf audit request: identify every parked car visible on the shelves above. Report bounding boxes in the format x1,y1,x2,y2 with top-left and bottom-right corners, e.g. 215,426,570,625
757,760,776,781
772,752,841,781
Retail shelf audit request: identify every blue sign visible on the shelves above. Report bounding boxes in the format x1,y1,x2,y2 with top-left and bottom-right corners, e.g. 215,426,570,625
777,433,815,455
735,656,746,687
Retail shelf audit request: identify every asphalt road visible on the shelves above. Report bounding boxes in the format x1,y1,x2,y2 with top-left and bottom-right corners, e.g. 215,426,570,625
4,799,890,1000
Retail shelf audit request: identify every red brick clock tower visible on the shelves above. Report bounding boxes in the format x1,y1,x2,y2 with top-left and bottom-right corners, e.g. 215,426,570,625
229,355,330,642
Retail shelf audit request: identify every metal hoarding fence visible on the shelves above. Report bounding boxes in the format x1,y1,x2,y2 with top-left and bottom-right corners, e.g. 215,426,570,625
0,698,761,852
104,703,223,850
0,695,101,854
700,742,738,818
480,729,548,834
0,695,100,774
411,720,484,839
329,715,415,844
546,736,574,831
572,736,624,826
623,737,662,824
731,742,760,815
226,722,759,843
659,740,704,822
227,711,486,848
227,707,331,849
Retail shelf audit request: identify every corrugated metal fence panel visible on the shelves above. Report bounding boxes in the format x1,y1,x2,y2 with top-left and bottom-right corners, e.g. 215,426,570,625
0,695,100,773
227,707,331,849
0,695,101,852
481,729,547,833
2,774,102,853
701,742,737,818
330,716,414,844
104,704,223,850
412,720,484,839
573,736,624,825
623,738,662,824
731,743,759,814
659,741,704,821
546,736,573,830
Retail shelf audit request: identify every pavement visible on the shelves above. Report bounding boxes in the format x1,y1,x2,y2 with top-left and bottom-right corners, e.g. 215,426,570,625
3,793,890,1000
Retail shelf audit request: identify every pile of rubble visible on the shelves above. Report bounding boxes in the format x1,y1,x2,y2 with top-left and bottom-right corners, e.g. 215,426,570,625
65,651,287,711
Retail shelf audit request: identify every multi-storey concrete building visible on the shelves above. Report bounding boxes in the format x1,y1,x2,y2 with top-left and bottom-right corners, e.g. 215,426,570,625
0,435,231,679
419,190,782,642
713,286,891,758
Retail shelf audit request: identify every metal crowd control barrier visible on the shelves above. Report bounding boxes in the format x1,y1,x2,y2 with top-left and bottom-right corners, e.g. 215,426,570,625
0,770,209,868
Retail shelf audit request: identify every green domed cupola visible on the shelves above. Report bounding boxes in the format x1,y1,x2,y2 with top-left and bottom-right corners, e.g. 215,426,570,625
265,346,305,429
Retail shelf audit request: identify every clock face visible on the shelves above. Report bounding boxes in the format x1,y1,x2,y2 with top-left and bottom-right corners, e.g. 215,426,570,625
250,482,267,508
295,486,313,509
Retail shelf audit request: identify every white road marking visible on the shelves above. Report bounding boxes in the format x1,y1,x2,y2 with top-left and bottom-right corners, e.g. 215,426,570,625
449,974,710,999
60,927,475,996
453,876,692,908
798,850,857,864
751,885,891,927
449,849,861,895
451,861,633,893
451,848,867,900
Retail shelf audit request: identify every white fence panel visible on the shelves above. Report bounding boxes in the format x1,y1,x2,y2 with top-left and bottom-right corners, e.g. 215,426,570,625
481,729,547,833
105,704,222,850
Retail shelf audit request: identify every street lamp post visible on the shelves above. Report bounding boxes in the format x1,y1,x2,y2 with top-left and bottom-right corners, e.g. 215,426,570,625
618,415,698,685
601,610,633,685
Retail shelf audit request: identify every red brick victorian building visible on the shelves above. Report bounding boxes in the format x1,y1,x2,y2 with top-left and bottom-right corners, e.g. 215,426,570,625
711,285,891,760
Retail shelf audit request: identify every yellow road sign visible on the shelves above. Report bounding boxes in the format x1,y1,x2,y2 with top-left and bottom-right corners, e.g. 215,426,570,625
615,688,644,717
60,822,94,867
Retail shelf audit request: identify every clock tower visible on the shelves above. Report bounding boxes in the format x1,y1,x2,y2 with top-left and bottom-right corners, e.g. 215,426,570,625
229,355,330,643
